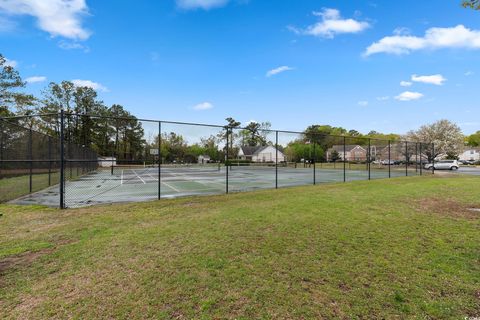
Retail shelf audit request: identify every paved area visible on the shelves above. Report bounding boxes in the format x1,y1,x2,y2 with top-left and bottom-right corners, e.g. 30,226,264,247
15,164,480,208
12,166,418,208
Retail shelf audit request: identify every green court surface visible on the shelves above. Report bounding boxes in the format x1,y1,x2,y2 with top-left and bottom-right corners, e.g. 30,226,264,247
11,164,423,208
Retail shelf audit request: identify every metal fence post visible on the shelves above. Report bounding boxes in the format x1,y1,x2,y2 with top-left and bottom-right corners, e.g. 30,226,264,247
313,139,316,185
0,120,3,179
48,136,52,186
420,143,423,176
368,138,371,180
275,131,278,189
343,136,346,182
158,121,161,200
226,127,229,194
29,128,33,193
60,110,65,209
432,143,435,175
415,143,418,174
388,140,391,178
405,141,408,177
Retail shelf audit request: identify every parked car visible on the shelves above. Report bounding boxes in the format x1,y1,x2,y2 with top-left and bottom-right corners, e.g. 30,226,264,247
459,160,475,165
380,160,395,165
424,160,459,170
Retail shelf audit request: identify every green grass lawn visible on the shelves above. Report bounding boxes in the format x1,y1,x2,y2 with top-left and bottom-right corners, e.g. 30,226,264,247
0,167,90,203
0,176,479,319
0,172,59,203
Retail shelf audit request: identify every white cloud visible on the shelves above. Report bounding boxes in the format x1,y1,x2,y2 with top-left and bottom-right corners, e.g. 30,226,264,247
393,27,411,36
176,0,228,10
376,96,389,101
58,40,89,51
358,100,368,106
71,79,108,92
394,91,423,101
25,76,47,83
400,81,412,87
364,25,480,56
0,0,91,40
465,70,474,76
4,57,17,68
290,8,370,39
193,102,214,110
266,66,294,77
411,74,446,85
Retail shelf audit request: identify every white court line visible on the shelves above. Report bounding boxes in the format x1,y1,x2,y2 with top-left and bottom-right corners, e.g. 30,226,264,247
169,171,224,188
162,181,180,192
157,171,223,193
146,172,158,181
121,170,124,185
132,169,146,184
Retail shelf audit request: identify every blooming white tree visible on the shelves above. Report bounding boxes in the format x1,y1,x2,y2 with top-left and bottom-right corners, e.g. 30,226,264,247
405,120,464,161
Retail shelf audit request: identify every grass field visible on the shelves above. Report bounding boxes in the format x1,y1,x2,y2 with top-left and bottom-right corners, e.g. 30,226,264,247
0,175,479,319
0,172,59,203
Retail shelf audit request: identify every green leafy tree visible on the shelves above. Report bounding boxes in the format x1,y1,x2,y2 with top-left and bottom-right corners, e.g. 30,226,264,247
330,150,341,162
38,81,76,139
200,135,221,161
348,129,361,137
161,132,187,163
284,140,324,163
463,0,480,9
304,125,347,152
467,131,480,147
218,117,241,161
240,121,272,146
0,54,35,117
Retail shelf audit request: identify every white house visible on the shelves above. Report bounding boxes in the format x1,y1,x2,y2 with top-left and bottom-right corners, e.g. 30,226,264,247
98,156,116,167
198,155,211,164
459,148,480,162
238,145,286,163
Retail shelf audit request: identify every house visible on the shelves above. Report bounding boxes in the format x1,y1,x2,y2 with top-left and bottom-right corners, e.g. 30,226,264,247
326,145,367,162
198,155,211,164
98,156,116,167
377,145,407,162
238,145,286,163
459,148,480,162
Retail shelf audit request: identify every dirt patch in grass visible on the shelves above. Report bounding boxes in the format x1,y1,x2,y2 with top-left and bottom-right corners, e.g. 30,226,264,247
0,248,54,281
414,197,480,219
0,239,75,275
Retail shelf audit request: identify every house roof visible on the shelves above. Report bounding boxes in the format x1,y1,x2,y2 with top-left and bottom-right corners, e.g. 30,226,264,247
240,145,267,156
329,145,366,153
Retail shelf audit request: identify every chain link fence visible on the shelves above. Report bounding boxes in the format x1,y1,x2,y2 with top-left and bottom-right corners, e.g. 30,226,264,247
0,113,434,208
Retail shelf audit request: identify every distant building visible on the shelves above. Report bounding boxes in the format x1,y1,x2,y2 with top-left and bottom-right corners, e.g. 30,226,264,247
377,144,407,162
98,157,116,167
198,155,211,164
238,145,286,162
459,148,480,162
327,145,367,162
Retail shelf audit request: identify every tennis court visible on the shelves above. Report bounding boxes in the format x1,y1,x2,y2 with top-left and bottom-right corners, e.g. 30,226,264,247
12,163,415,208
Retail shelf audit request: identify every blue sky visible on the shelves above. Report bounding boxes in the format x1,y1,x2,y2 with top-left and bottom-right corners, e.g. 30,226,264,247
1,0,479,134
